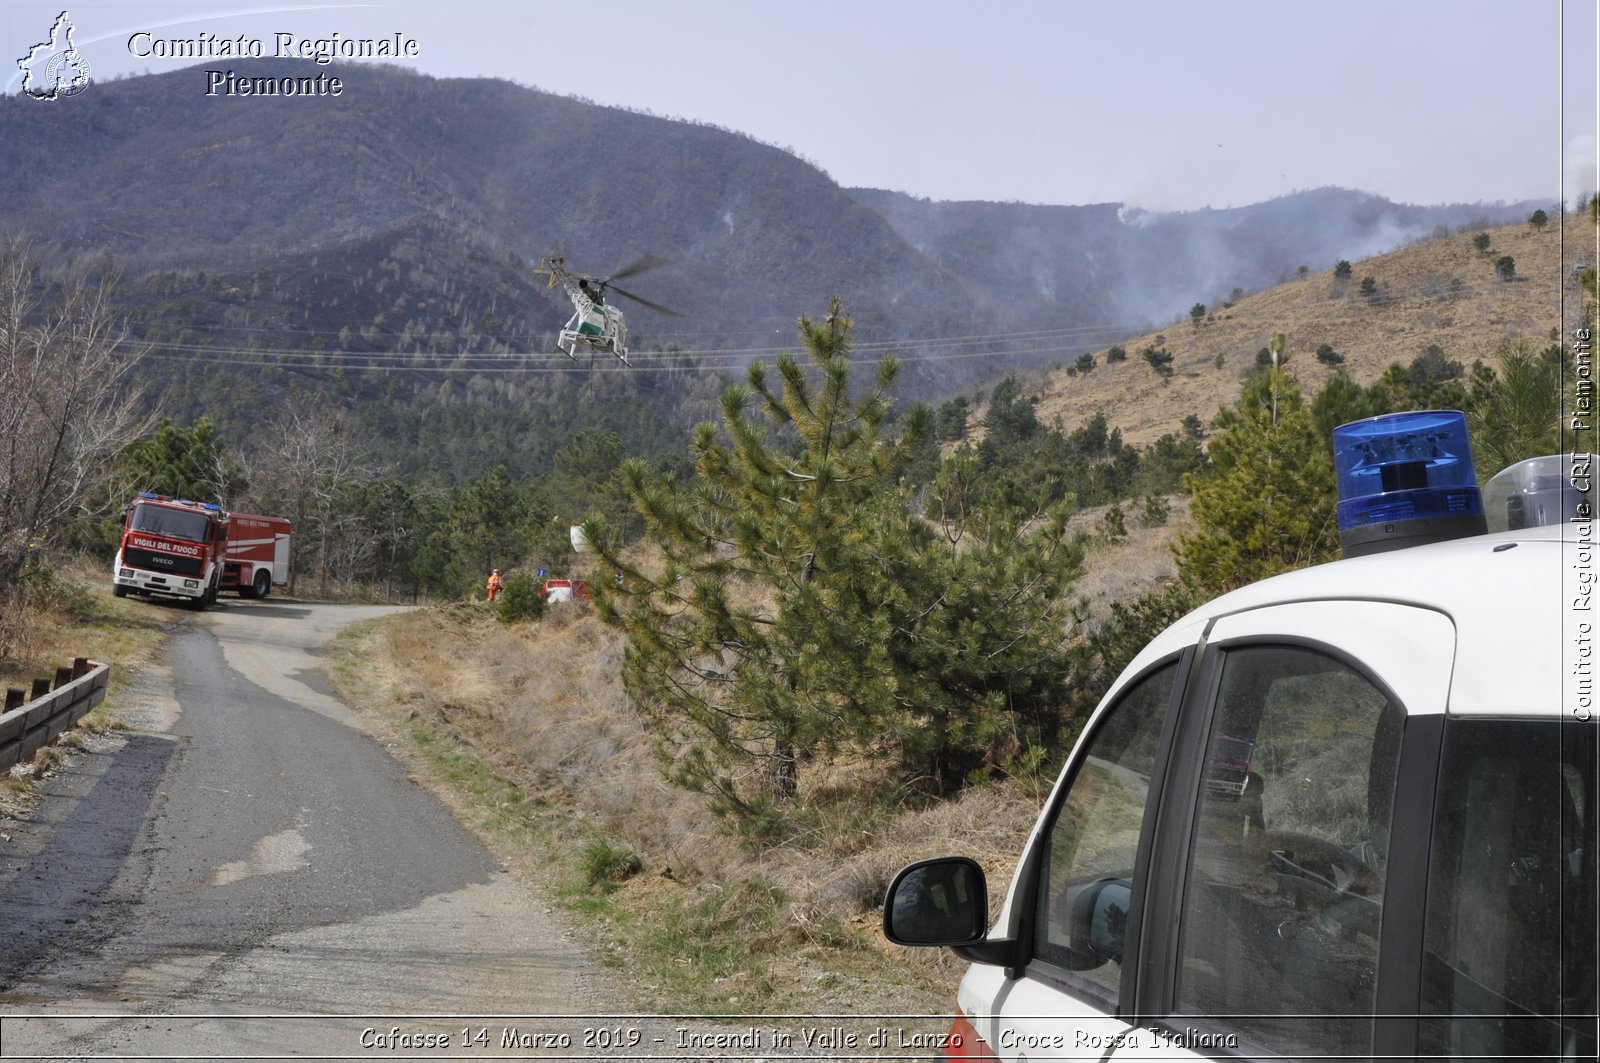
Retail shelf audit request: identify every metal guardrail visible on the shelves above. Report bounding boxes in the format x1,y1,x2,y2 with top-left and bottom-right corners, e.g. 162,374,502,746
0,658,109,772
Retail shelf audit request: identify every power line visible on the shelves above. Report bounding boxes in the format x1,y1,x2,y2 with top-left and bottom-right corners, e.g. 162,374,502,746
120,270,1568,375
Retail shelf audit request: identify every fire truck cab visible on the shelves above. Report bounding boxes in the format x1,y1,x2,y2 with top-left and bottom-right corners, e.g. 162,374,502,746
884,414,1598,1062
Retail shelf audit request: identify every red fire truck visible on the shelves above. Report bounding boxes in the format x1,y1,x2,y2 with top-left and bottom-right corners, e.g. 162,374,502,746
112,493,292,608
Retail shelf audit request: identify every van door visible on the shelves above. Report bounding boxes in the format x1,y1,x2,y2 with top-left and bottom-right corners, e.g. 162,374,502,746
1113,600,1455,1062
966,656,1188,1060
1418,717,1596,1058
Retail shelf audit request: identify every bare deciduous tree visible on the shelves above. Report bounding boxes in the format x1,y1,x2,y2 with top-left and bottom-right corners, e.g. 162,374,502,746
0,237,149,589
241,404,378,596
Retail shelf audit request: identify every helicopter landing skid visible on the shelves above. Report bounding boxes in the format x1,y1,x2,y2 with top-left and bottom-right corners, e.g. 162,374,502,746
558,329,630,366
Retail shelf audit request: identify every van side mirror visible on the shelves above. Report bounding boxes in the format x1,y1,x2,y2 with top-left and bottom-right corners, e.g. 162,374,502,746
883,857,988,946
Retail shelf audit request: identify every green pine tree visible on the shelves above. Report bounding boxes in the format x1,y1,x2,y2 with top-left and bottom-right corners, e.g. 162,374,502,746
1176,369,1339,595
1310,369,1383,442
1467,339,1562,478
118,417,247,503
588,300,1084,826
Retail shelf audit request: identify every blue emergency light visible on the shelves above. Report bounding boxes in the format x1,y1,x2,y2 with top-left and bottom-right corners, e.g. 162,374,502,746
1333,410,1486,557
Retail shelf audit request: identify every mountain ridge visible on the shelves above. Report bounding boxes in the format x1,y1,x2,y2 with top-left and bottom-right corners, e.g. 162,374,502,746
0,60,1559,476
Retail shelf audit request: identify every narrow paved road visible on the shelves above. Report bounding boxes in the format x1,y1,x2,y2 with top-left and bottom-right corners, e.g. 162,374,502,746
0,598,614,1058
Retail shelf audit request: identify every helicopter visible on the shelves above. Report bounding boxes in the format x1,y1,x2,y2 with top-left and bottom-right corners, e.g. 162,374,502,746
534,255,680,365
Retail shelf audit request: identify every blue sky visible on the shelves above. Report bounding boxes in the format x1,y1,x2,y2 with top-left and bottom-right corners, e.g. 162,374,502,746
6,0,1596,211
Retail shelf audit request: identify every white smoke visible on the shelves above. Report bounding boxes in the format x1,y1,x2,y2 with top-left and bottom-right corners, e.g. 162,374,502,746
1567,135,1597,210
1116,205,1160,229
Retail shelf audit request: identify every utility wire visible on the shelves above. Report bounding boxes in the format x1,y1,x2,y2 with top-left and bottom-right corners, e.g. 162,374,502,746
121,272,1567,374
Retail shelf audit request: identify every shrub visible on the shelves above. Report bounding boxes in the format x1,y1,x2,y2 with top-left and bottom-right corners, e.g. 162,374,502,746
1333,260,1352,280
1529,209,1548,230
495,571,545,624
1138,494,1170,528
1143,346,1174,378
1105,344,1127,363
1315,343,1345,366
1358,277,1378,299
933,397,969,441
1101,504,1128,543
20,561,95,622
1472,233,1491,253
1495,255,1516,281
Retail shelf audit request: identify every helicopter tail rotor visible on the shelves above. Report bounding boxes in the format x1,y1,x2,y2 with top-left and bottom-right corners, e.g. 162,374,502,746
532,255,569,290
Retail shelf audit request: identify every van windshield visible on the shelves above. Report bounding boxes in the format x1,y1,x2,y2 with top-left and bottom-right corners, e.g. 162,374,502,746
128,503,209,543
1421,719,1597,1060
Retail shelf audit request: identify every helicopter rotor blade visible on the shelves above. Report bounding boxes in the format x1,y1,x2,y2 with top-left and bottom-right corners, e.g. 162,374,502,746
607,254,668,283
606,282,683,317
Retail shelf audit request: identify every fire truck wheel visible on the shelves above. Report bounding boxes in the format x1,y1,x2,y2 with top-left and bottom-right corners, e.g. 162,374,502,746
252,571,271,599
112,583,128,598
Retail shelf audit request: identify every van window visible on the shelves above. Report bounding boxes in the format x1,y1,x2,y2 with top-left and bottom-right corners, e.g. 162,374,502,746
1173,645,1401,1059
1032,662,1177,1003
1420,720,1597,1061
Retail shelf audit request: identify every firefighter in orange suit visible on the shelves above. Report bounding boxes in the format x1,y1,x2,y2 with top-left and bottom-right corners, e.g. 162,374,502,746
486,568,504,602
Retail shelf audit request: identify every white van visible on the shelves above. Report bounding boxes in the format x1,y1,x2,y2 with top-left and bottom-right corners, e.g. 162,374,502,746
885,416,1598,1061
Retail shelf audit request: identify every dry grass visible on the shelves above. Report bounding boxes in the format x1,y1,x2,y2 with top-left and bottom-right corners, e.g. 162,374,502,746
0,557,172,824
973,215,1591,445
0,557,167,690
1068,497,1190,624
0,770,38,822
0,575,92,692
